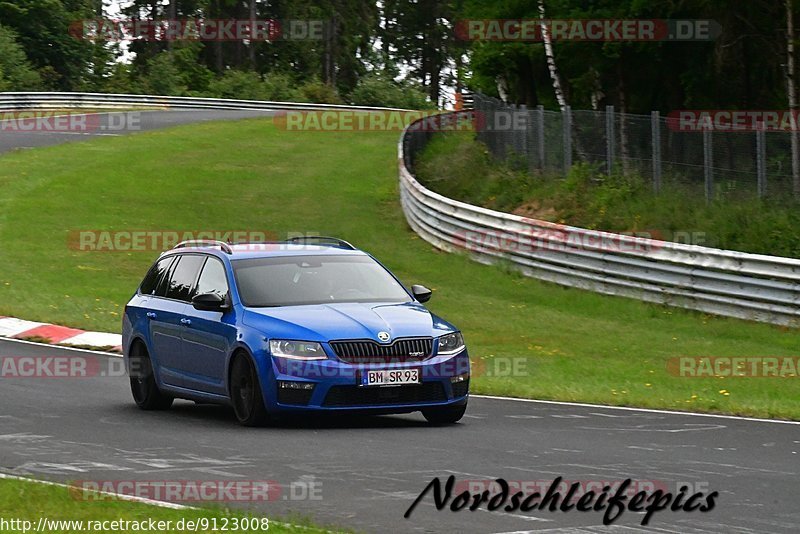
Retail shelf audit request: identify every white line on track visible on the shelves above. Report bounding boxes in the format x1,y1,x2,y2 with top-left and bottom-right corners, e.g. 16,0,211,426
1,336,798,425
472,394,800,425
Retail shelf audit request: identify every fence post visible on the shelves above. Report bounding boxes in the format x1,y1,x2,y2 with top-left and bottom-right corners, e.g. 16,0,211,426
537,105,545,171
516,104,527,166
473,94,483,145
563,105,572,173
506,103,515,160
606,105,615,174
703,129,714,203
497,102,506,159
486,100,500,159
756,128,767,198
651,111,662,194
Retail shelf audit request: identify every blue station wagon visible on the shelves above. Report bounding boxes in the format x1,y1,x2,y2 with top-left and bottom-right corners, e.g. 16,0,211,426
122,237,470,425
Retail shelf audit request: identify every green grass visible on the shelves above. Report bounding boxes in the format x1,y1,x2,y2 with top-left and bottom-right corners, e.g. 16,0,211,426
415,132,800,257
0,478,336,533
0,118,798,419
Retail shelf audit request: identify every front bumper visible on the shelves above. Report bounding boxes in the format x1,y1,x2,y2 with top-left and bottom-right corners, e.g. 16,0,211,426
259,350,471,413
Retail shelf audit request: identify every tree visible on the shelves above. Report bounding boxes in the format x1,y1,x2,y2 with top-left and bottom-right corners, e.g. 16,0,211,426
537,0,566,110
381,0,455,105
0,25,43,90
0,0,99,90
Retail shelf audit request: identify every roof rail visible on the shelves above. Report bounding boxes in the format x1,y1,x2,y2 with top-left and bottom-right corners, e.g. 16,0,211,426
284,236,356,250
173,239,233,254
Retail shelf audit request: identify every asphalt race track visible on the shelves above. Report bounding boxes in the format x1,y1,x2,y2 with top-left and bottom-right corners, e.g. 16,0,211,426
0,340,797,533
1,110,798,533
0,109,273,154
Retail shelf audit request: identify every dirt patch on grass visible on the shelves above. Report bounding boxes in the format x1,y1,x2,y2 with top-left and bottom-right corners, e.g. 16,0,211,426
511,199,559,221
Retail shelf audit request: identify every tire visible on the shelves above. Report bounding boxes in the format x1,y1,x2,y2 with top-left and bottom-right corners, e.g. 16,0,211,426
422,402,467,425
229,352,270,427
129,342,173,410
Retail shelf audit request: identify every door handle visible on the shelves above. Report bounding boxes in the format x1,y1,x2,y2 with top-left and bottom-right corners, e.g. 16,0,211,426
180,318,192,325
146,312,157,319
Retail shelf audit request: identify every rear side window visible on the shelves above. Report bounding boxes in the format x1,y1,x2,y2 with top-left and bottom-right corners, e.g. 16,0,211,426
164,255,206,302
195,258,229,299
154,257,177,297
140,257,174,295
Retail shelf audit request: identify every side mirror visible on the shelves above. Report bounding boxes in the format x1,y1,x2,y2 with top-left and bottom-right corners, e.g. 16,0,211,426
411,284,432,303
191,292,229,312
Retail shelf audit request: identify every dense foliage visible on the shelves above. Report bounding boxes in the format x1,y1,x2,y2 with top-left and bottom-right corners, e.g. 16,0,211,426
0,1,796,112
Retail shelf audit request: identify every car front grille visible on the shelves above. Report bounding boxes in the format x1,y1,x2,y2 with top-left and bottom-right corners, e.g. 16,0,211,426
330,337,434,364
322,382,447,407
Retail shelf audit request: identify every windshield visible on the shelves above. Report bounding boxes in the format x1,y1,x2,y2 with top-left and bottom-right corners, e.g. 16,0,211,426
232,254,412,307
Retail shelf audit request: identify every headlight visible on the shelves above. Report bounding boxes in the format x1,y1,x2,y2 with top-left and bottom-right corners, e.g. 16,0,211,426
437,332,465,356
269,340,327,360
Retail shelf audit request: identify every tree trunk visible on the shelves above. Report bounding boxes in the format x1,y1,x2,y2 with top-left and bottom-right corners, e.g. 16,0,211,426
249,0,257,69
429,63,441,106
323,15,337,86
787,0,800,197
537,0,587,163
167,0,176,50
537,0,567,110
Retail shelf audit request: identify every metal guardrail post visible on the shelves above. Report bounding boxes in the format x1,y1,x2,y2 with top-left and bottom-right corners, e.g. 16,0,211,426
563,105,572,173
756,128,767,198
651,111,662,194
704,129,714,203
606,105,615,174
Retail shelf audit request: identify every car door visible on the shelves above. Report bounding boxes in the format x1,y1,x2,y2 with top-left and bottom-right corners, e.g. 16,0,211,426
128,255,172,350
179,256,237,396
146,256,183,387
150,254,204,389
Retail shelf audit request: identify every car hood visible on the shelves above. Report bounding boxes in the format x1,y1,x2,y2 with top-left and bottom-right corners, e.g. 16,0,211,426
242,301,456,342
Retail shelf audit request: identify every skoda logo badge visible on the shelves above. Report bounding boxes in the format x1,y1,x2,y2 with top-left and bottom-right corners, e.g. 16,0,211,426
377,331,391,342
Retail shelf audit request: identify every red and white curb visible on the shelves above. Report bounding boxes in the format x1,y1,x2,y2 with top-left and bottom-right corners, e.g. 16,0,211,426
0,316,122,352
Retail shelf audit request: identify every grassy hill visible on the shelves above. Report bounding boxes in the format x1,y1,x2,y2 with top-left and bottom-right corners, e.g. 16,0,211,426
0,117,797,418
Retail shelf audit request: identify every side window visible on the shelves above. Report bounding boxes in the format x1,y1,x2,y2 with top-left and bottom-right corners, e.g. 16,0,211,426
164,255,206,302
140,257,173,296
195,258,229,299
154,257,177,297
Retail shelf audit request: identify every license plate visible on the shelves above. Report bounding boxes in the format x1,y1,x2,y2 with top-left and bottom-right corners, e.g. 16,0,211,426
361,368,420,387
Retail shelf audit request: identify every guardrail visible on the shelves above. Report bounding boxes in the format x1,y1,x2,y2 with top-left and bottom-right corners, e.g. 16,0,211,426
399,112,800,326
0,92,409,112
